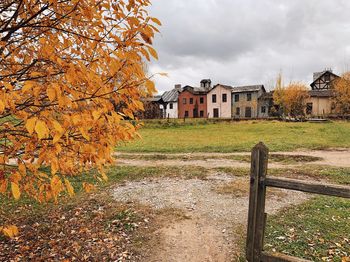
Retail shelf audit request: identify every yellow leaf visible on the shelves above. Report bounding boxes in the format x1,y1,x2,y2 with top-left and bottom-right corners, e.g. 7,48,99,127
22,81,35,92
79,127,90,141
11,182,20,200
18,163,26,175
35,120,49,139
47,87,56,102
25,117,37,135
53,133,62,144
0,100,4,113
147,46,158,59
83,182,95,193
151,17,162,26
64,179,75,197
145,80,156,93
51,159,59,175
52,120,64,134
2,225,19,238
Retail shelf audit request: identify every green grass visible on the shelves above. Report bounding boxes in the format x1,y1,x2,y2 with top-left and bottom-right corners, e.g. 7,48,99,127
118,120,350,153
265,196,350,261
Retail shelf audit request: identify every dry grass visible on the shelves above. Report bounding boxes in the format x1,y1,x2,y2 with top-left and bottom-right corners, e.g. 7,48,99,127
215,179,287,199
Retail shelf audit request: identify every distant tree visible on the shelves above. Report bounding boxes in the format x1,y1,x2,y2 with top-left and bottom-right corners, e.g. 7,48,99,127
0,0,160,209
273,74,309,119
284,83,310,118
333,72,350,117
272,73,286,117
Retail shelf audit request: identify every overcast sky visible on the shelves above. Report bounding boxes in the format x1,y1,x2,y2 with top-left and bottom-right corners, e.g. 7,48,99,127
147,0,350,93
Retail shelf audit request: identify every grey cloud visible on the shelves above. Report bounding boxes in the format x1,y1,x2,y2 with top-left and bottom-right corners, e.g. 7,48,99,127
148,0,350,93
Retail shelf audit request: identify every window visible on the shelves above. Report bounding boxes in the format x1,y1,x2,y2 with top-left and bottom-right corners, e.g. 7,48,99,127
212,94,217,103
236,107,240,115
261,106,266,113
200,110,204,117
306,103,313,115
200,97,204,104
190,98,194,104
325,73,330,82
169,103,173,109
247,93,252,101
234,94,239,102
222,93,227,103
184,111,189,117
183,98,187,104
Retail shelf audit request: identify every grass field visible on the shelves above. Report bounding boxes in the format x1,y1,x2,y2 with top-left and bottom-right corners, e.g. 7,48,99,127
118,120,350,153
265,196,350,262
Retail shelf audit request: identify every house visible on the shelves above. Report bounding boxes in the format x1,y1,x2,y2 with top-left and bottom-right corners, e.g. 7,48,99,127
231,85,266,118
138,96,163,119
258,91,274,118
306,70,339,117
178,79,210,118
207,84,233,118
159,84,182,118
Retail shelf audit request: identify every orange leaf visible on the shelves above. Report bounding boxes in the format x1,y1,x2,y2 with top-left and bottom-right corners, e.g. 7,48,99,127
64,179,75,197
25,117,38,135
2,225,19,238
35,120,49,139
11,182,20,200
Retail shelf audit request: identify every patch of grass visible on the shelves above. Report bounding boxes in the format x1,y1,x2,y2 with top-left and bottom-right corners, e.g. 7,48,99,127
265,196,350,261
269,166,350,185
118,120,350,153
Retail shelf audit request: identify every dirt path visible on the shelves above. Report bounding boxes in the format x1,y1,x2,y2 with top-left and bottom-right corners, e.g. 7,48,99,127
115,149,350,168
113,173,309,261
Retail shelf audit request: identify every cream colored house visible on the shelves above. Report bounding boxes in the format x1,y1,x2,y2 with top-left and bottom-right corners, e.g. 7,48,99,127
207,84,233,118
306,70,339,117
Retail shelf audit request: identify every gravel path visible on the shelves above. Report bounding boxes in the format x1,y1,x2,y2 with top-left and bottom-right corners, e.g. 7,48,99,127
113,173,309,261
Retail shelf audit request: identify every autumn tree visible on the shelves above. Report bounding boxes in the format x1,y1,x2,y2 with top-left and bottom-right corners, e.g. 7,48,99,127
272,73,286,117
273,74,309,118
0,0,160,211
333,72,350,117
283,83,310,118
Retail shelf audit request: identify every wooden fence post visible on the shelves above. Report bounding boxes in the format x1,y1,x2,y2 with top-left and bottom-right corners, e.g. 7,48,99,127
246,142,269,261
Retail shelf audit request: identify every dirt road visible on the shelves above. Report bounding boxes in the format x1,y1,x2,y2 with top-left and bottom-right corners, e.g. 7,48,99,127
113,174,308,261
115,149,350,169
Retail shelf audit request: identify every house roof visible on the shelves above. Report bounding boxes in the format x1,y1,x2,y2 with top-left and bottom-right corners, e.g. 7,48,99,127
210,84,234,92
309,89,335,97
182,85,209,95
231,85,266,93
310,70,340,87
143,95,162,102
161,88,181,102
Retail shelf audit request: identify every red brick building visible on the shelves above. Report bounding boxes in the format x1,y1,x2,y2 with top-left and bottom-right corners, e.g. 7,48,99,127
178,80,211,118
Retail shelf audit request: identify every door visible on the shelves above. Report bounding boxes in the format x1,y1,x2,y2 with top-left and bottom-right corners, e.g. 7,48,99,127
213,108,219,118
245,107,252,118
193,108,198,118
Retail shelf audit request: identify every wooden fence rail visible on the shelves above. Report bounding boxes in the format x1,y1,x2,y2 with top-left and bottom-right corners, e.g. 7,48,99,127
246,142,350,262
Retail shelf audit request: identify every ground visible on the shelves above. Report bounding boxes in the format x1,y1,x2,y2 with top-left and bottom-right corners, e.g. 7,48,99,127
1,120,349,261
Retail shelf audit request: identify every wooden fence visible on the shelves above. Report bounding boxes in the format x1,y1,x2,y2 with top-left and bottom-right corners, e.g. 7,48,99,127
246,142,350,262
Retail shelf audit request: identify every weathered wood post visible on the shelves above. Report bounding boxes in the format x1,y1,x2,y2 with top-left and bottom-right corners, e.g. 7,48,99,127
246,142,269,261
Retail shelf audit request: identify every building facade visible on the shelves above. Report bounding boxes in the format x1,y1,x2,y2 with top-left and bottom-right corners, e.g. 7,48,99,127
306,70,339,117
178,80,210,118
159,85,182,118
207,84,233,118
231,85,266,119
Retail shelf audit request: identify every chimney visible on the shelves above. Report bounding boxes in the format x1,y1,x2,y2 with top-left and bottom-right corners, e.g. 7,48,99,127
174,84,182,91
200,79,212,90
